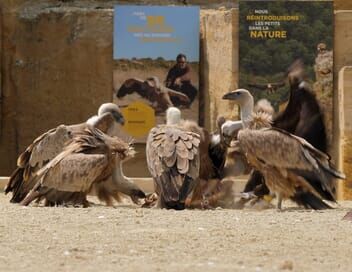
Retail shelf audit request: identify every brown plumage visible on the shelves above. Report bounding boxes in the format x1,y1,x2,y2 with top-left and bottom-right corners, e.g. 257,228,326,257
180,117,232,209
20,127,139,206
5,103,145,206
235,127,345,209
116,77,190,113
243,60,330,207
146,125,200,209
146,108,201,209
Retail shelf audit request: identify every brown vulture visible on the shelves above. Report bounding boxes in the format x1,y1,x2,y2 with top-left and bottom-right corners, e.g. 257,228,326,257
116,76,190,113
234,125,344,210
240,61,334,209
222,87,343,209
5,103,145,206
146,107,201,209
20,127,137,207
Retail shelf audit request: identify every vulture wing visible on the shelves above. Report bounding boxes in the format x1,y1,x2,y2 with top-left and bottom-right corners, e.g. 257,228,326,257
20,127,131,206
5,124,80,202
238,128,343,202
146,125,200,206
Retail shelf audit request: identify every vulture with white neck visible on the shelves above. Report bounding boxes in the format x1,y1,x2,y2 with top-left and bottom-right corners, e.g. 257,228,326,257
222,89,344,209
5,103,145,206
241,60,331,207
20,127,138,207
146,107,201,209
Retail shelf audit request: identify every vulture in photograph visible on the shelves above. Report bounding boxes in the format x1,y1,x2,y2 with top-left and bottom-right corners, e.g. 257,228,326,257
146,107,201,209
234,126,344,210
222,88,343,209
20,127,140,206
5,103,145,206
247,81,286,94
116,77,190,113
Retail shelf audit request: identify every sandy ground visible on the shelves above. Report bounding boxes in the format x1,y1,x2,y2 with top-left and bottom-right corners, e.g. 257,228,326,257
0,194,351,272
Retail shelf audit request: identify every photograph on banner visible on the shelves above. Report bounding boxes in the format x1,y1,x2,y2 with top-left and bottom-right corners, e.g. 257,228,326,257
113,5,200,143
239,0,333,147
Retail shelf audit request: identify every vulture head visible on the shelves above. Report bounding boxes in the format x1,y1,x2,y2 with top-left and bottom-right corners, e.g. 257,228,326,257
222,89,254,108
98,103,125,126
166,107,181,125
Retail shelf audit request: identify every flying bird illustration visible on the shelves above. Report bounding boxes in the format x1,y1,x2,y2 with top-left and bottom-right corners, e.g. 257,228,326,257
146,107,200,209
248,81,286,94
116,77,190,113
19,127,142,206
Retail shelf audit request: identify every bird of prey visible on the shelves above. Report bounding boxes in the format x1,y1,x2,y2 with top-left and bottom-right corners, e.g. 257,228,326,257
243,60,331,207
234,126,345,210
146,107,200,209
20,127,140,206
247,81,286,94
222,88,344,209
5,103,145,206
116,77,190,113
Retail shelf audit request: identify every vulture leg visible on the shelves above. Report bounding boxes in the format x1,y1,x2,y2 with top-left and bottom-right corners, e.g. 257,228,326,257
20,190,41,206
276,193,283,210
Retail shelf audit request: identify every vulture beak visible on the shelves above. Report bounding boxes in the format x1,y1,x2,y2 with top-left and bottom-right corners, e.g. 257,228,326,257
112,111,125,126
222,91,239,100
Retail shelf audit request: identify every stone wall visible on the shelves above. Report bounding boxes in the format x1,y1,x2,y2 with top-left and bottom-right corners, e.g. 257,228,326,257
0,1,238,176
1,1,352,199
337,67,352,200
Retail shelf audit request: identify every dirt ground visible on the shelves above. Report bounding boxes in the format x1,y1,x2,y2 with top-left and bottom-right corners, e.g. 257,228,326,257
0,194,351,272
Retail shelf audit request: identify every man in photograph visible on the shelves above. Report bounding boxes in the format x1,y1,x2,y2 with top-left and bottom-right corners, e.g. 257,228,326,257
165,53,198,107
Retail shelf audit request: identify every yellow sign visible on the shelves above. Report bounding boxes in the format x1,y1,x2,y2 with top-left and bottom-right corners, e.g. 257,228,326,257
121,101,155,137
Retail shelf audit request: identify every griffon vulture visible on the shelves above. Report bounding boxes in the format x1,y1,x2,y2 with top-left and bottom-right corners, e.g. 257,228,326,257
242,60,330,205
5,103,145,206
223,88,343,209
116,77,190,113
234,126,344,210
20,127,140,206
146,107,200,209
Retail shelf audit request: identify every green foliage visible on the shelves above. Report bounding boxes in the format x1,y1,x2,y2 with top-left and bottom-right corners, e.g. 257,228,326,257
239,1,333,75
239,1,333,108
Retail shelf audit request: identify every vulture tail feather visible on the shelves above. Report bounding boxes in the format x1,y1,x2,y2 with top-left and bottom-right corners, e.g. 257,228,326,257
292,169,336,202
291,191,332,210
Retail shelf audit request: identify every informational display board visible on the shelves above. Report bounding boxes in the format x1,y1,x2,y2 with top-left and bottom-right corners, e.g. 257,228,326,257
239,0,334,145
113,5,200,143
